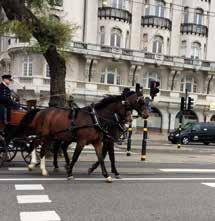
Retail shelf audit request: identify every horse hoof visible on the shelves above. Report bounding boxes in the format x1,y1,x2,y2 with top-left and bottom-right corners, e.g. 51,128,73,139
106,176,113,183
28,165,34,171
67,176,74,180
42,170,48,176
88,168,93,175
115,174,121,179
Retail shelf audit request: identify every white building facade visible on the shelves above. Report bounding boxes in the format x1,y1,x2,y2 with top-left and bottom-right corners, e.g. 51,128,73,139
1,0,215,133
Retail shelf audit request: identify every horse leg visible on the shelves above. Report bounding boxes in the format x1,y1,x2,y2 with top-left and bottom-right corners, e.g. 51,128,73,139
88,141,108,175
28,149,37,171
108,141,120,179
67,143,83,180
93,141,112,183
40,139,49,176
62,141,70,170
53,140,61,170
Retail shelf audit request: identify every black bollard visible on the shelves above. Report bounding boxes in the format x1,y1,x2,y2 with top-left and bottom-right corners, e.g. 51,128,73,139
127,124,132,156
177,113,183,149
141,119,148,161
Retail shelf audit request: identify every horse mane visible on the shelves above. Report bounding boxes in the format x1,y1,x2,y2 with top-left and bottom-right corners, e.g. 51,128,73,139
94,95,123,109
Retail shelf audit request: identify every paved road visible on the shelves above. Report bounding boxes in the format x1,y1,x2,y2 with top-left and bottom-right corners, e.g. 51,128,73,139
1,145,215,221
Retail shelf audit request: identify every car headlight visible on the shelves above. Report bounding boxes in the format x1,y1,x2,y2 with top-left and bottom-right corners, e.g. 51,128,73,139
175,134,180,137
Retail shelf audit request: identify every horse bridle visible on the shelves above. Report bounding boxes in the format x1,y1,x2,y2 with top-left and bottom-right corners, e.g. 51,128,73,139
89,98,132,141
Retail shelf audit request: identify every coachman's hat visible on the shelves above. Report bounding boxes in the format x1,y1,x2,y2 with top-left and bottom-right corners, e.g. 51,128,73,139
2,74,13,81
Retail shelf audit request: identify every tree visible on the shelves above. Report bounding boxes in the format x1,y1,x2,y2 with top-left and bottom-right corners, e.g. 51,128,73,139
0,0,77,106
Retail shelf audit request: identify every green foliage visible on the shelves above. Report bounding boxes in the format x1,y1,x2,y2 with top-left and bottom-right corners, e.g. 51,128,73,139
0,1,78,52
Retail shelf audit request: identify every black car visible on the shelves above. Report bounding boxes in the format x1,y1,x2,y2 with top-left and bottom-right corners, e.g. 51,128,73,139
168,122,215,145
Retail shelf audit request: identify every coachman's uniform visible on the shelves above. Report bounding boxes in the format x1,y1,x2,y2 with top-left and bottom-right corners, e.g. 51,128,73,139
0,75,19,123
0,82,16,108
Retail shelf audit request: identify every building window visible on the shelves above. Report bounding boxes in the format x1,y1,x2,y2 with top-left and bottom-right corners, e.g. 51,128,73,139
191,42,201,59
100,67,120,85
45,64,50,78
180,76,197,93
110,28,122,47
112,0,124,9
155,0,165,17
194,8,204,25
125,31,130,48
23,56,33,77
100,26,105,45
102,0,108,7
181,40,187,57
145,0,150,15
143,72,160,89
184,7,189,23
152,35,163,54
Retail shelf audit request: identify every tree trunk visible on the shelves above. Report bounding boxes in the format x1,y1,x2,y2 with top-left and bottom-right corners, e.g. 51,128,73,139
44,47,66,106
0,0,67,106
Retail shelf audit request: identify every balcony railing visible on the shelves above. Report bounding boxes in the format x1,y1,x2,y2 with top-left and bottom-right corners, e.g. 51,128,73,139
181,23,208,37
98,7,132,24
141,16,172,31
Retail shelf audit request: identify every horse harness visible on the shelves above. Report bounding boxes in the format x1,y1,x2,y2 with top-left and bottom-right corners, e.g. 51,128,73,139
67,105,129,141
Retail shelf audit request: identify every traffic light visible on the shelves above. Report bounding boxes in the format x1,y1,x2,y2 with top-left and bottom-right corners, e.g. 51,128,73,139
187,97,194,110
150,81,160,99
180,97,186,111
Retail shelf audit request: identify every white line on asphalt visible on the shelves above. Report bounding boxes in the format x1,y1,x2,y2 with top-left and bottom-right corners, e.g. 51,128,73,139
15,184,44,191
20,211,61,221
202,183,215,188
17,195,52,204
8,167,28,171
160,169,215,173
2,177,215,182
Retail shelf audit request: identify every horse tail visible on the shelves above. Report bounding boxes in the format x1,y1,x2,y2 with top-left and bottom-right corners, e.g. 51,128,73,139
15,109,40,137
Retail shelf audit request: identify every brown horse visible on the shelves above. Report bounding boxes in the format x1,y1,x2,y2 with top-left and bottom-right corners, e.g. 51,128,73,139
15,95,133,182
52,86,150,177
88,87,150,177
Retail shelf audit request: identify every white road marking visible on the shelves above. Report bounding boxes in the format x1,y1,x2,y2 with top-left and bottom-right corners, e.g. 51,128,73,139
15,184,44,191
160,169,215,173
202,183,215,188
1,177,215,182
17,195,51,204
20,211,61,221
8,167,28,171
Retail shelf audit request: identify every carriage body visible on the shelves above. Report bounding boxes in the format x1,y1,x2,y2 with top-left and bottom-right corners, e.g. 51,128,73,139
0,109,36,166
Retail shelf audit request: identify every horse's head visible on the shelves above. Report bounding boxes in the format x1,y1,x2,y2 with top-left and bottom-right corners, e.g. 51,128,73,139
115,98,133,125
122,84,150,119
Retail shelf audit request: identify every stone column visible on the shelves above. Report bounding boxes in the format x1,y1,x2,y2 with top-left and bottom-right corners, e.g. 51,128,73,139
128,63,143,87
169,69,182,91
84,56,99,82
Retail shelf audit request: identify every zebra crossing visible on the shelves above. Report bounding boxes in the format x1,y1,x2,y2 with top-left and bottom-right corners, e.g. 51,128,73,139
15,184,61,221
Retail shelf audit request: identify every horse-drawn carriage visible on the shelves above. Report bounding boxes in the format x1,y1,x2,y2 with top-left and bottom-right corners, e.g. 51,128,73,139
0,101,41,166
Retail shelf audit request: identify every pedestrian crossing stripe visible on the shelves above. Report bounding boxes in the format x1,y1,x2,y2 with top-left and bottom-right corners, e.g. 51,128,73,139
160,169,215,173
15,184,44,190
20,211,61,221
202,183,215,188
17,195,51,204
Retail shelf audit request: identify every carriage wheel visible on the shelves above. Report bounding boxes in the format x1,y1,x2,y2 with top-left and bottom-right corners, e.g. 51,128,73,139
6,141,18,162
0,136,6,167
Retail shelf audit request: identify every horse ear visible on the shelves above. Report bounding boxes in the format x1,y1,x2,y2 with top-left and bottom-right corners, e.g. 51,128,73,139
136,83,140,93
